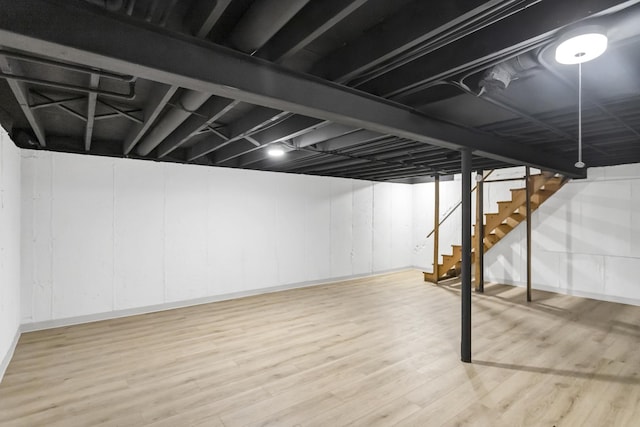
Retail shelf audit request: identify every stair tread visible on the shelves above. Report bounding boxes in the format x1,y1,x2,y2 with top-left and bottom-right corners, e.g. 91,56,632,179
429,171,568,279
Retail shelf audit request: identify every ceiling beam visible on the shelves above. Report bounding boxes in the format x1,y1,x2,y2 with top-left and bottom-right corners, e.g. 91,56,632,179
314,129,387,152
311,0,492,83
122,0,233,154
0,55,46,146
292,124,359,148
228,0,310,54
163,0,317,158
205,115,325,166
156,96,236,157
0,0,585,177
203,1,519,171
141,0,306,159
359,0,640,99
193,0,552,165
187,107,289,161
180,1,363,161
227,116,328,166
186,0,234,38
30,90,87,122
255,0,368,63
122,84,177,154
84,73,100,150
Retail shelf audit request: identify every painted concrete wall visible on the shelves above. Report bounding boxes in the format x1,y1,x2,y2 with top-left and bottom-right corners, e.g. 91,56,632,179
412,177,462,270
19,147,640,329
485,164,640,306
0,129,21,377
20,151,414,324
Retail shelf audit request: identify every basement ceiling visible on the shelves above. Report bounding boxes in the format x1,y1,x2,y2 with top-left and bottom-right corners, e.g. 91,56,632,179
1,0,640,182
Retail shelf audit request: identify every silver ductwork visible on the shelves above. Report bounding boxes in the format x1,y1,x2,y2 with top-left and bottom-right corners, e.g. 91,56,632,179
479,53,539,94
136,91,211,156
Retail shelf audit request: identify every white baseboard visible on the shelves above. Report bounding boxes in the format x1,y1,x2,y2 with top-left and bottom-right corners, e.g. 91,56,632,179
533,284,640,307
21,267,414,333
412,265,434,272
0,328,21,383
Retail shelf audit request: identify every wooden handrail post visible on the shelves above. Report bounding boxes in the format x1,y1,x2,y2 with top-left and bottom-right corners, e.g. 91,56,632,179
475,169,484,292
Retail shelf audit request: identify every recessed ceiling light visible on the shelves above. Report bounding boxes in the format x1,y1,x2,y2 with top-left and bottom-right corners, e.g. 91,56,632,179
267,146,286,157
555,27,608,65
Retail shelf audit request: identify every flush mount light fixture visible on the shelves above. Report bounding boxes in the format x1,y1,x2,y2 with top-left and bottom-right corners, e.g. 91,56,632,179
555,25,608,169
555,26,608,65
267,146,286,157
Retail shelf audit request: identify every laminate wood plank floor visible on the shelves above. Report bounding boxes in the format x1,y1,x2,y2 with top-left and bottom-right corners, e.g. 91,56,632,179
1,270,639,426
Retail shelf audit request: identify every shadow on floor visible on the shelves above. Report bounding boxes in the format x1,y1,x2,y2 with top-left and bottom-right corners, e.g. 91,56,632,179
472,360,640,385
432,279,640,340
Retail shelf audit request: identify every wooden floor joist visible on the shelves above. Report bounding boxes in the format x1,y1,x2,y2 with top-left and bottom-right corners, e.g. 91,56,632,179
1,270,639,426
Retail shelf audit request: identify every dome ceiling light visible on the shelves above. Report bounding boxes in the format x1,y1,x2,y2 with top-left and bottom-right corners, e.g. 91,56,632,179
555,30,608,65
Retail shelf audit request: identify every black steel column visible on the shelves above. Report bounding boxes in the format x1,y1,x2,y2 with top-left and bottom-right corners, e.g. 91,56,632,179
461,149,472,363
525,166,532,302
433,175,440,284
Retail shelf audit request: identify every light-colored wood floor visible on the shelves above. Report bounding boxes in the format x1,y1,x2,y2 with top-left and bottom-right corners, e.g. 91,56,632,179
1,270,639,426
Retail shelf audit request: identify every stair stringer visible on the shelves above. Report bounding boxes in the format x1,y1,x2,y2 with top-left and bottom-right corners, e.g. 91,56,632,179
424,174,569,283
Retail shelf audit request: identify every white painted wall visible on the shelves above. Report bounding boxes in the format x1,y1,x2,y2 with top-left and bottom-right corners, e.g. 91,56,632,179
485,164,640,306
20,151,414,325
0,129,21,378
412,177,462,270
18,147,640,331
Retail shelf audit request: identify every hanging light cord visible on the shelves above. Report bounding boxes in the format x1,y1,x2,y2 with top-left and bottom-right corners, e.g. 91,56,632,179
577,62,584,168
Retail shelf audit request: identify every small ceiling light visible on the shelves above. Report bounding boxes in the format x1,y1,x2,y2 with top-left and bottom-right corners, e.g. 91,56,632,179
267,146,286,157
555,26,608,65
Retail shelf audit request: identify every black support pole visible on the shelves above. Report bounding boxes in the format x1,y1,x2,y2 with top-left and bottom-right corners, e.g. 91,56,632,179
526,166,532,302
461,149,472,363
433,175,440,284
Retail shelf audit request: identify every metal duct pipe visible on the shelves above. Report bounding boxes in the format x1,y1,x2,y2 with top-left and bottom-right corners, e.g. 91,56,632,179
136,91,210,155
479,52,538,93
136,0,309,156
85,0,124,11
228,0,311,53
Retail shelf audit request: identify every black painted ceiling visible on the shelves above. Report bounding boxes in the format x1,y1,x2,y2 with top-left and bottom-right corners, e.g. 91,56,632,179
1,0,639,182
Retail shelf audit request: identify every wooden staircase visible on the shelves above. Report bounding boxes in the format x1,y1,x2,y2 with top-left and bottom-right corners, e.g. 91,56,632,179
424,173,568,283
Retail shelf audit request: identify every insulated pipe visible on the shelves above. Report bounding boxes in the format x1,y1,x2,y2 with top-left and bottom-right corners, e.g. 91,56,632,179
228,0,311,54
479,52,539,92
136,90,210,155
136,0,310,156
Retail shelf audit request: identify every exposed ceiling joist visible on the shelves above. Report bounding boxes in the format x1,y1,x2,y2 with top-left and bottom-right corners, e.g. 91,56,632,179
171,0,363,162
365,0,640,100
0,0,587,177
156,96,237,157
187,0,234,38
84,73,100,151
0,55,46,146
255,0,368,62
312,0,492,83
122,0,233,155
227,0,310,54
